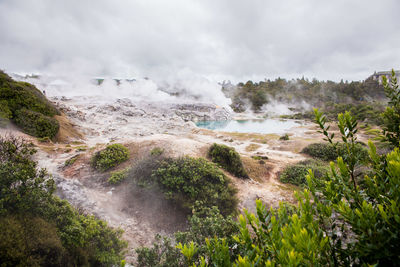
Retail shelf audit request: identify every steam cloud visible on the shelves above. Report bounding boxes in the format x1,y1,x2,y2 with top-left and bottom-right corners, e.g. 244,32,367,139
1,0,400,83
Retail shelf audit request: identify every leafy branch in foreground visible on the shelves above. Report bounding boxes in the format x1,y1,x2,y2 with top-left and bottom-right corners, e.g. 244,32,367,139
314,109,361,189
382,69,400,147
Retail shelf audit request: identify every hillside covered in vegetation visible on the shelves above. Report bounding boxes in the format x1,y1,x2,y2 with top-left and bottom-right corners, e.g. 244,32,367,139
224,75,387,125
0,70,60,138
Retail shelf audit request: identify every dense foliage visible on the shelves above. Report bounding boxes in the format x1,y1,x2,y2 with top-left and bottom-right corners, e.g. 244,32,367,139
14,109,60,138
301,142,337,161
91,143,129,172
152,157,238,216
302,142,369,163
0,70,60,138
381,69,400,147
0,135,127,266
136,206,239,266
178,109,400,266
208,143,248,178
0,215,67,266
279,159,328,186
0,100,11,127
324,102,384,124
225,76,385,113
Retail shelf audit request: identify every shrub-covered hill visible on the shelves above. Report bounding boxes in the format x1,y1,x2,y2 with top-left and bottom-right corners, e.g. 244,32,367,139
224,76,386,114
0,70,60,138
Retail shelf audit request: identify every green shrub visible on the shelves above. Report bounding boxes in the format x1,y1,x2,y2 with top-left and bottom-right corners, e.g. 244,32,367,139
279,133,289,140
108,168,130,185
279,159,328,186
208,143,248,178
152,157,238,216
301,143,337,161
91,144,129,172
14,109,59,138
136,234,184,267
129,154,165,188
302,142,369,163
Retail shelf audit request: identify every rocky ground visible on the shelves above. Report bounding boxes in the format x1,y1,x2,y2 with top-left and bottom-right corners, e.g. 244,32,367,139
0,95,338,264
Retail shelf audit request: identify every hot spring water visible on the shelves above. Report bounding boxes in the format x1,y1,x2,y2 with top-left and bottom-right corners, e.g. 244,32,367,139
195,119,305,134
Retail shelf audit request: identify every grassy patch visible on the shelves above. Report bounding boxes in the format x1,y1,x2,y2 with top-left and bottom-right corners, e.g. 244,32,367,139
221,131,279,144
74,145,87,152
242,157,271,183
245,143,261,152
37,136,52,143
365,128,382,136
64,154,80,167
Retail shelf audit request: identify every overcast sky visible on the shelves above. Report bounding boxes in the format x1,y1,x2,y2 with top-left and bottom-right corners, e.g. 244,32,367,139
0,0,399,82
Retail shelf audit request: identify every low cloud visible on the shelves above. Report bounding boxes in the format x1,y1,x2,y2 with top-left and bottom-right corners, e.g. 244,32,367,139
1,0,399,83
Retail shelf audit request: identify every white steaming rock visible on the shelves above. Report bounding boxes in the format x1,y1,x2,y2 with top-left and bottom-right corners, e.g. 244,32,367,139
51,96,232,145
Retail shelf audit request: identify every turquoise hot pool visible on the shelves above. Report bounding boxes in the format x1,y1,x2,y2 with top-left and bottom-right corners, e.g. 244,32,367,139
195,119,305,134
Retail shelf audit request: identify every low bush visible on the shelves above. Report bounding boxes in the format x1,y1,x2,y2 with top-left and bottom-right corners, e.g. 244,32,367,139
91,144,129,172
136,234,183,267
279,133,289,140
302,142,369,163
108,168,130,185
128,154,165,188
301,143,337,161
14,109,60,138
152,157,238,216
136,206,239,267
279,159,328,186
208,143,248,178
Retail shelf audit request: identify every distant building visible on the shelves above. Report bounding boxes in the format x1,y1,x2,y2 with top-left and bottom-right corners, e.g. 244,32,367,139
370,70,400,84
